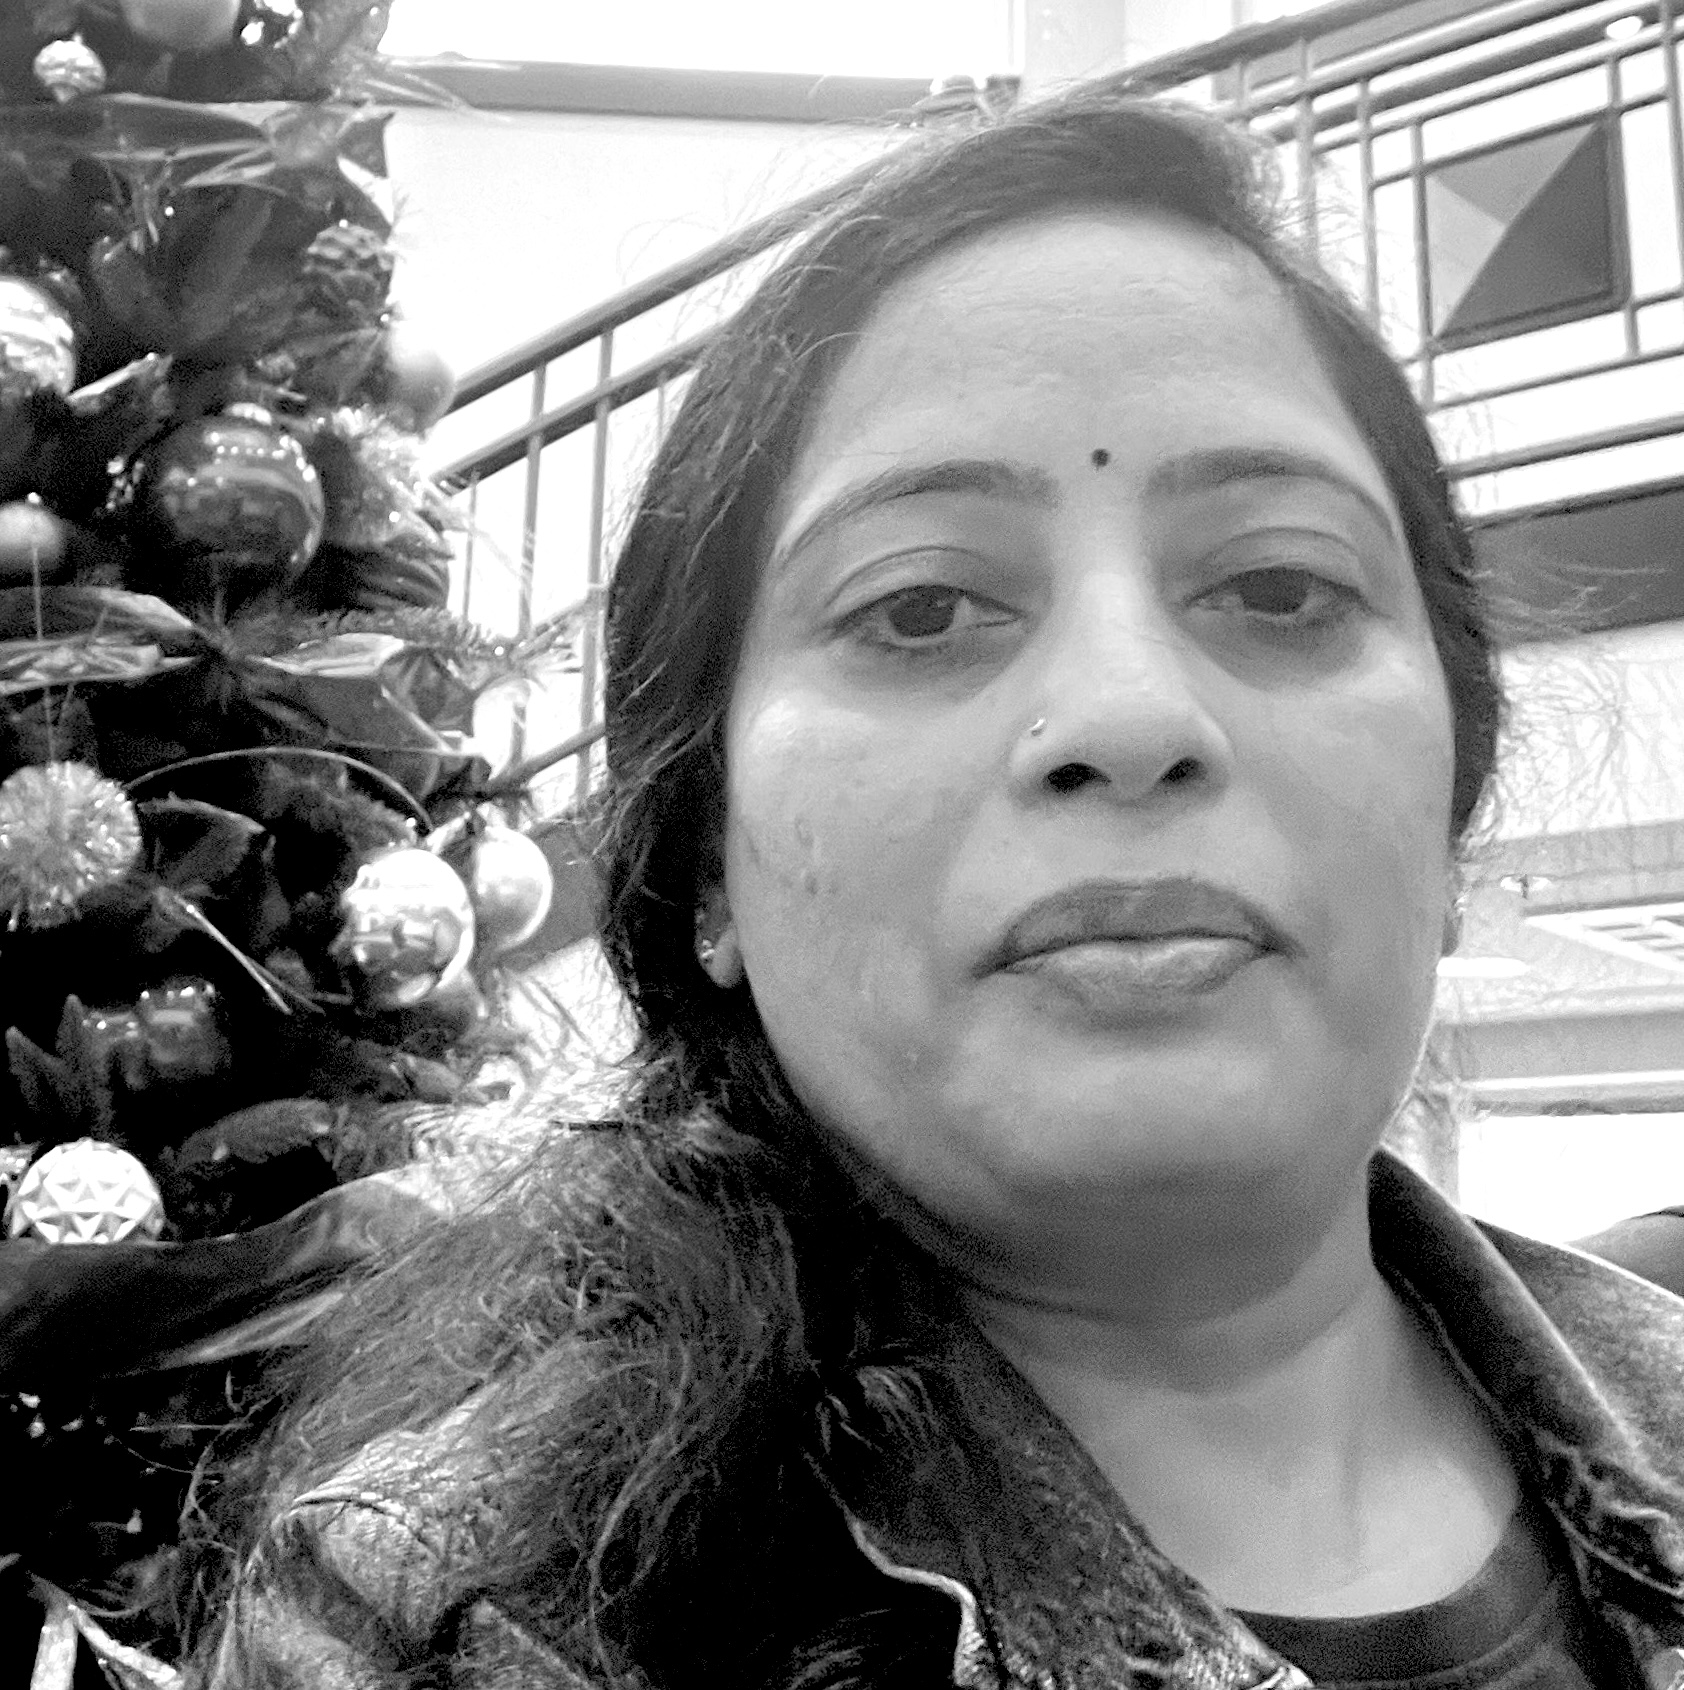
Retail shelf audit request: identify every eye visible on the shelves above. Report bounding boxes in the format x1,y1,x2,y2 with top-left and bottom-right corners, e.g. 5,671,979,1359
843,584,1015,650
1200,566,1358,628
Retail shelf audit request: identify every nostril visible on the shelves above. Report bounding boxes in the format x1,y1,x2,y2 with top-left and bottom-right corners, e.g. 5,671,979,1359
1163,757,1201,785
1046,763,1097,794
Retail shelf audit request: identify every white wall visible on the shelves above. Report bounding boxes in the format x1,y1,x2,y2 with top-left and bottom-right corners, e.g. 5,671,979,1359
384,105,900,381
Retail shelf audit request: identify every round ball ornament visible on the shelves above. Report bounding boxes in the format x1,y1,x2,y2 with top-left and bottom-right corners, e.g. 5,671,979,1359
0,276,78,404
117,0,242,51
443,821,554,957
0,501,70,583
373,324,457,432
0,762,143,930
32,36,106,103
330,846,476,1009
135,404,325,604
7,1139,165,1244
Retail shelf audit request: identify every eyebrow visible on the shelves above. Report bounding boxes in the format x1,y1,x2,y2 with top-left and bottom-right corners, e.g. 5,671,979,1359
1146,446,1402,546
768,459,1059,573
768,445,1400,572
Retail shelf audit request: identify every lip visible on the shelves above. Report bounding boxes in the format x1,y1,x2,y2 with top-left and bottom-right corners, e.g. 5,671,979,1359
981,876,1286,974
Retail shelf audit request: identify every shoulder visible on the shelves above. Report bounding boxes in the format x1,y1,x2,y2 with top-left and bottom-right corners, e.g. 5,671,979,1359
204,1355,619,1689
1475,1215,1684,1479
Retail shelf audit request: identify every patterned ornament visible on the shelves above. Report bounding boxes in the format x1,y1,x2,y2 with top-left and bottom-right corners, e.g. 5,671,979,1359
0,275,78,403
450,820,555,957
117,0,243,51
330,846,476,1009
31,36,106,103
0,501,70,583
0,762,143,930
134,404,326,606
6,1139,166,1244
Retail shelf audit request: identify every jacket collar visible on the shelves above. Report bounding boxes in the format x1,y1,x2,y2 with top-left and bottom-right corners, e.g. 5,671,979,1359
849,1151,1684,1688
1369,1150,1684,1603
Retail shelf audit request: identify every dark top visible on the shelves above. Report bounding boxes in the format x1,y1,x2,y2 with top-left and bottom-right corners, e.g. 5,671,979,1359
1239,1494,1606,1688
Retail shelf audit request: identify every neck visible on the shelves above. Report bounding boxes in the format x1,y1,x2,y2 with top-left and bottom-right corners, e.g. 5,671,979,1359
956,1160,1518,1614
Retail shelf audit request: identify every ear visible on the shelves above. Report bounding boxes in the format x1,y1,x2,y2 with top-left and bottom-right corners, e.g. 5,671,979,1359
695,891,746,989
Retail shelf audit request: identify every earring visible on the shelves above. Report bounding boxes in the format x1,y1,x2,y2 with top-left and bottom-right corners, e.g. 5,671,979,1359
1027,718,1047,738
1442,895,1466,957
694,922,745,988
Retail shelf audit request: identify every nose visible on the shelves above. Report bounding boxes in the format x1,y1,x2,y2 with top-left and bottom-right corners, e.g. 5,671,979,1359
1009,576,1236,806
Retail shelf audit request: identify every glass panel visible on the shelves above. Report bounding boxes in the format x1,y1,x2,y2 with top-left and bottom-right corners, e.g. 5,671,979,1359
1457,432,1684,514
1313,143,1369,295
1437,353,1684,458
1618,46,1667,101
1372,177,1421,353
1422,68,1606,162
1432,314,1627,402
1638,298,1684,351
1623,102,1684,296
1372,125,1413,179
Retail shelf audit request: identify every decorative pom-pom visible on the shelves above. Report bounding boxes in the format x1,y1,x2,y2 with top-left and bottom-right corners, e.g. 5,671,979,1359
0,763,143,930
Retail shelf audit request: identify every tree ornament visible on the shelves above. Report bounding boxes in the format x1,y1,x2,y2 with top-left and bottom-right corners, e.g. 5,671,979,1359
330,846,476,1009
133,403,326,607
118,0,243,50
0,501,70,583
31,36,106,103
83,979,229,1091
0,275,78,404
134,978,227,1081
435,818,554,958
372,323,457,432
0,1144,35,1213
0,762,143,930
301,221,395,322
6,1139,165,1244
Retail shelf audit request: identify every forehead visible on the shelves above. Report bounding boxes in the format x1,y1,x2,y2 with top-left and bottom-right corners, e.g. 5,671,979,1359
779,211,1388,521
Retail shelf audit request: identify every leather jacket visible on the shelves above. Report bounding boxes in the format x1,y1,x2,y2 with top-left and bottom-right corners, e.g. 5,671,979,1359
197,1151,1684,1690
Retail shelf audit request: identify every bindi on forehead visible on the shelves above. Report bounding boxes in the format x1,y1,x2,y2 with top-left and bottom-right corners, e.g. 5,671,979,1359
1090,448,1111,468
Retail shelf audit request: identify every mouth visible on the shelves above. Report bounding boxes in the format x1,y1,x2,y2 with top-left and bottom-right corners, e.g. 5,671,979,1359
986,877,1283,967
980,878,1285,1011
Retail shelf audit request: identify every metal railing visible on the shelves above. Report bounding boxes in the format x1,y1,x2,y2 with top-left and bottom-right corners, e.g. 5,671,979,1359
439,0,1684,791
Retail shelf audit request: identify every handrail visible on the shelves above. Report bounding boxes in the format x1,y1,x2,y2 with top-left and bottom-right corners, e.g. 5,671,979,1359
442,331,712,483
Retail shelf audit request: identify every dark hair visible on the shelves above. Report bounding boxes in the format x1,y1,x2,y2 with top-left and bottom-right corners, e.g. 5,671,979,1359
598,84,1502,1118
196,90,1503,1690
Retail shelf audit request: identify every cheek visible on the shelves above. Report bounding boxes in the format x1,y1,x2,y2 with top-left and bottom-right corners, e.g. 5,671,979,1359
722,691,963,999
1264,654,1456,989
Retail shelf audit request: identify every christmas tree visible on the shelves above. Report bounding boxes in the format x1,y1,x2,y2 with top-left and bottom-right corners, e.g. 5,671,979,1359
0,3,572,1680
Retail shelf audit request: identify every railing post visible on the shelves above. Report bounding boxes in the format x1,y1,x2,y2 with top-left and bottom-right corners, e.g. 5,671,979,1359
1663,0,1684,329
575,330,615,807
510,362,548,767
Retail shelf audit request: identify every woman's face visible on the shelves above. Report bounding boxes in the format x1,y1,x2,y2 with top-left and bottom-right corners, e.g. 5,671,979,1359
721,212,1456,1274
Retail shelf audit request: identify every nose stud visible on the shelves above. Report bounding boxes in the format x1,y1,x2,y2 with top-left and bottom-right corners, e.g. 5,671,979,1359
1028,718,1046,738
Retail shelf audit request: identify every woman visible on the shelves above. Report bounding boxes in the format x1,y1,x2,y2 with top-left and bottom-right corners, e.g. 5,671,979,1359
197,87,1684,1690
